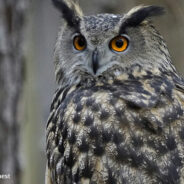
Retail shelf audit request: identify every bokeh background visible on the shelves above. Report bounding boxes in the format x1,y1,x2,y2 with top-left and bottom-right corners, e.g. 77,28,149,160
1,0,183,184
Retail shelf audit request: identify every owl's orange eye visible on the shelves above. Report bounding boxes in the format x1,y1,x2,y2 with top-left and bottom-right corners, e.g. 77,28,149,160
110,36,129,52
73,35,86,51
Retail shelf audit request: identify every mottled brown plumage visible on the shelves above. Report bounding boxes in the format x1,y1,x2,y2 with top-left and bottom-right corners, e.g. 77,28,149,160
46,1,184,184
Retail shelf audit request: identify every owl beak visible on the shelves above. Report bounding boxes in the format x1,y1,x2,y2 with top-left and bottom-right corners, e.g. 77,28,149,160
92,49,99,74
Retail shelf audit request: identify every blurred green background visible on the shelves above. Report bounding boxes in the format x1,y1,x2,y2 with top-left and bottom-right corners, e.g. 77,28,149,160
22,0,184,184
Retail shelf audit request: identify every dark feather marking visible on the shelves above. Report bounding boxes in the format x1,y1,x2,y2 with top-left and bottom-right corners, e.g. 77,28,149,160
99,85,116,92
113,91,123,99
171,152,182,168
58,140,65,155
113,131,124,145
91,86,99,92
176,82,184,93
117,144,160,175
47,112,55,128
93,140,104,156
89,126,99,139
107,169,117,184
114,107,123,119
64,148,76,167
100,109,110,120
68,130,76,145
59,86,71,104
78,137,89,152
166,135,177,151
84,115,94,126
47,154,51,168
144,157,159,175
73,113,81,124
52,115,58,126
81,159,93,178
116,145,129,162
140,117,162,134
166,164,180,183
128,73,136,80
62,124,68,140
76,102,83,112
86,98,95,107
73,168,80,183
129,151,144,168
58,117,64,129
59,100,68,113
179,127,184,140
114,107,125,122
131,135,143,148
117,145,149,169
52,0,80,30
147,140,168,155
55,132,59,145
73,92,83,104
158,164,180,184
126,101,141,110
102,129,112,143
50,86,65,111
120,6,164,33
56,67,64,83
91,102,100,112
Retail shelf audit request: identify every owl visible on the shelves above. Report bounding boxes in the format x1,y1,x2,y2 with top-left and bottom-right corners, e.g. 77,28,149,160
45,0,184,183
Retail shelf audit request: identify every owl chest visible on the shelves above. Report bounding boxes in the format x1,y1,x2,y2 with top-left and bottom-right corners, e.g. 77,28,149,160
52,88,153,182
61,89,134,143
47,85,184,183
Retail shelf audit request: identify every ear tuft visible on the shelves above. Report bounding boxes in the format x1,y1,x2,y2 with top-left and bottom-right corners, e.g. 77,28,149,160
52,0,83,29
120,5,165,32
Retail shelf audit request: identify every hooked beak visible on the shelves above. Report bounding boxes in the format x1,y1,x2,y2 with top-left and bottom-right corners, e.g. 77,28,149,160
92,49,99,74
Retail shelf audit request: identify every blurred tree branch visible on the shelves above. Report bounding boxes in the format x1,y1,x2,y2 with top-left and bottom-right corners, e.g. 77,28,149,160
0,0,27,183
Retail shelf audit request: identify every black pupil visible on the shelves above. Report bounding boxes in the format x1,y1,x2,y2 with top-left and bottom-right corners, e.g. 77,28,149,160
78,37,85,47
116,39,124,48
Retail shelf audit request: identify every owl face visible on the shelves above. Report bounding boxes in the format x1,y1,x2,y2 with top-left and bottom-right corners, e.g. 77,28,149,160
53,1,175,86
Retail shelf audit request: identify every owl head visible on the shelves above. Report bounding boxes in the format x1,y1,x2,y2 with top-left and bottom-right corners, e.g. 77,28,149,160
52,0,176,86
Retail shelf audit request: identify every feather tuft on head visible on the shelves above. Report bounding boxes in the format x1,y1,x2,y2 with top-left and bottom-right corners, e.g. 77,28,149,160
119,5,165,33
52,0,83,30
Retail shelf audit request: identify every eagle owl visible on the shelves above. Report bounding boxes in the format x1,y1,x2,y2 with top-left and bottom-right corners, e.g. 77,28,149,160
46,0,184,183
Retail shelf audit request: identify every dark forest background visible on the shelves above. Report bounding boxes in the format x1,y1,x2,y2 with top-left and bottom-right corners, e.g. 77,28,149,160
0,0,183,184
